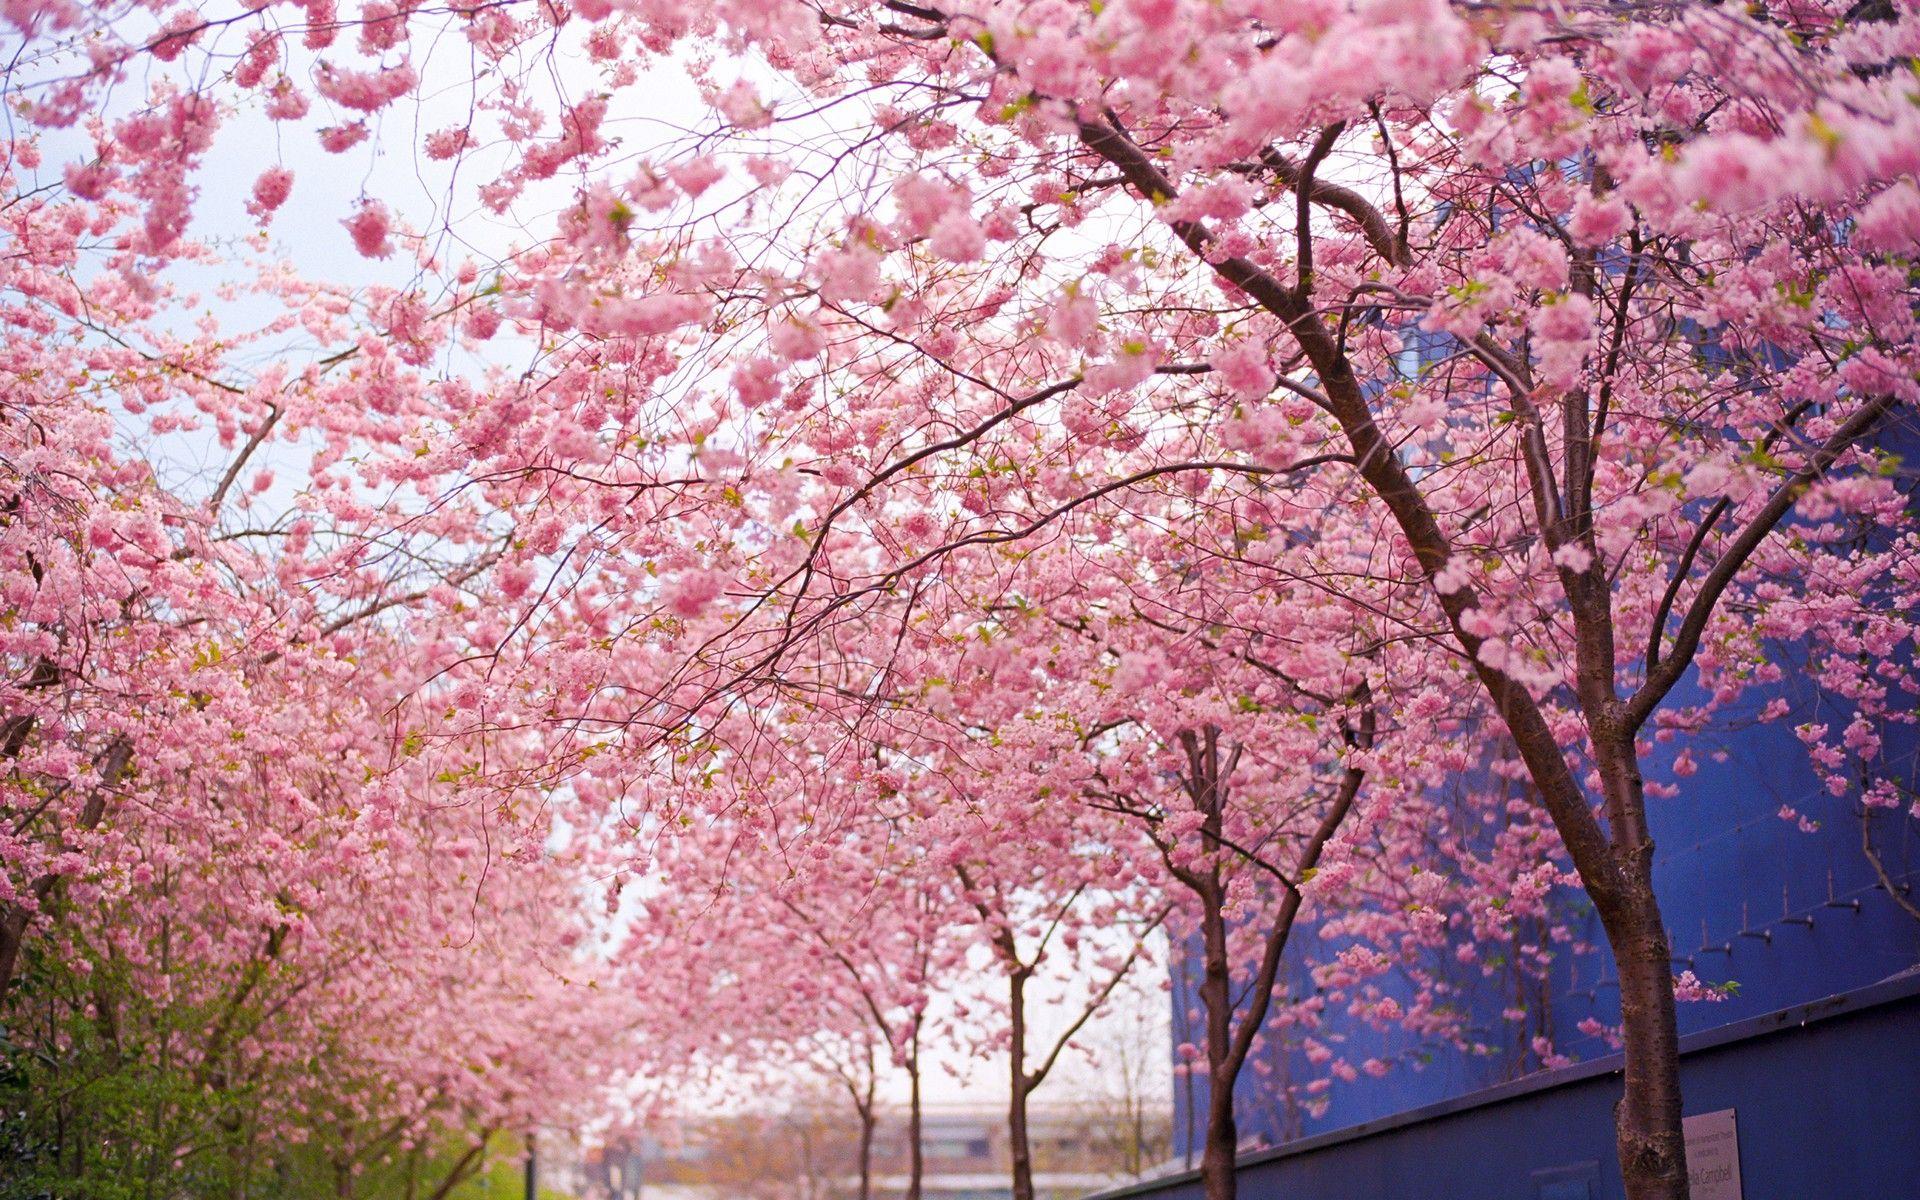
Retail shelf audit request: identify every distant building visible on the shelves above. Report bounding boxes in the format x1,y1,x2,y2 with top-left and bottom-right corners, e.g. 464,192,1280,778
582,1101,1169,1200
867,1103,1151,1200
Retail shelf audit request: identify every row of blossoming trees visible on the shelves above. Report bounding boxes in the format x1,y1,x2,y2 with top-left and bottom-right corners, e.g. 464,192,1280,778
3,0,1917,1198
0,121,649,1190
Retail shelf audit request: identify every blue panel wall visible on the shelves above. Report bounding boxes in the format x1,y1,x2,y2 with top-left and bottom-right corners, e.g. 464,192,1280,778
1170,680,1920,1156
1135,976,1920,1200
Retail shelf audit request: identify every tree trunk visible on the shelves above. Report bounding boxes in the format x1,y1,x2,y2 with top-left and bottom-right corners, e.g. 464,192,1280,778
0,907,35,1003
1195,888,1239,1200
1198,1079,1239,1200
1175,975,1197,1171
1591,822,1688,1200
904,1029,923,1200
1609,905,1687,1198
1008,1083,1035,1200
423,1136,492,1200
1585,717,1687,1200
1329,358,1696,1200
856,1108,875,1200
1129,1093,1143,1176
1007,970,1035,1200
1082,109,1697,1198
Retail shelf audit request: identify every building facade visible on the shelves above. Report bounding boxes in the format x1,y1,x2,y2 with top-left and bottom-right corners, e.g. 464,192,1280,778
583,1101,1170,1200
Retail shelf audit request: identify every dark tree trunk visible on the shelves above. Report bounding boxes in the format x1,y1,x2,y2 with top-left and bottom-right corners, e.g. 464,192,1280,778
904,1028,923,1200
1007,969,1035,1200
1195,872,1239,1200
856,1107,875,1200
1605,885,1688,1200
1162,724,1362,1200
1198,1081,1239,1200
0,907,35,1003
1589,729,1688,1200
422,1134,492,1200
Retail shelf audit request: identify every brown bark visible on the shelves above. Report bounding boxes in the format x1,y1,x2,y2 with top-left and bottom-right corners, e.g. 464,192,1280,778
1194,862,1239,1200
856,1105,876,1200
904,1026,923,1200
952,857,1167,1200
1607,875,1688,1199
1007,967,1035,1200
827,1034,879,1200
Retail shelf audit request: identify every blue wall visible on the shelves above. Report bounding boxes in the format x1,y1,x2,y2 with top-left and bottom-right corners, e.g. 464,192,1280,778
1135,975,1920,1200
1170,682,1920,1156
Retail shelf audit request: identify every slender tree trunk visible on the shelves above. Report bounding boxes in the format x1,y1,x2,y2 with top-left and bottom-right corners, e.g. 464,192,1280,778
1166,725,1361,1200
838,1056,878,1200
1007,1082,1035,1200
797,1122,819,1200
856,1108,875,1200
1589,732,1688,1200
1174,971,1196,1171
1007,969,1035,1200
1121,1090,1136,1175
0,906,37,1004
1195,884,1238,1200
1605,885,1687,1200
905,1028,923,1200
422,1135,492,1200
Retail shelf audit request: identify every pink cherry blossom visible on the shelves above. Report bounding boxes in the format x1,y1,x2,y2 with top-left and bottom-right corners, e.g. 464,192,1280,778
245,165,293,217
343,198,393,258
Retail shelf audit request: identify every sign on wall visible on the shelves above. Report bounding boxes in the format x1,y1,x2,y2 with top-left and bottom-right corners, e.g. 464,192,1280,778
1683,1109,1744,1200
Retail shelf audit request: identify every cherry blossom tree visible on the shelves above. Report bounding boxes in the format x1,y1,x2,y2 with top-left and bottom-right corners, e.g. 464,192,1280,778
0,76,626,1195
938,790,1169,1200
933,532,1402,1200
6,5,1918,1200
610,768,966,1200
1,614,632,1195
